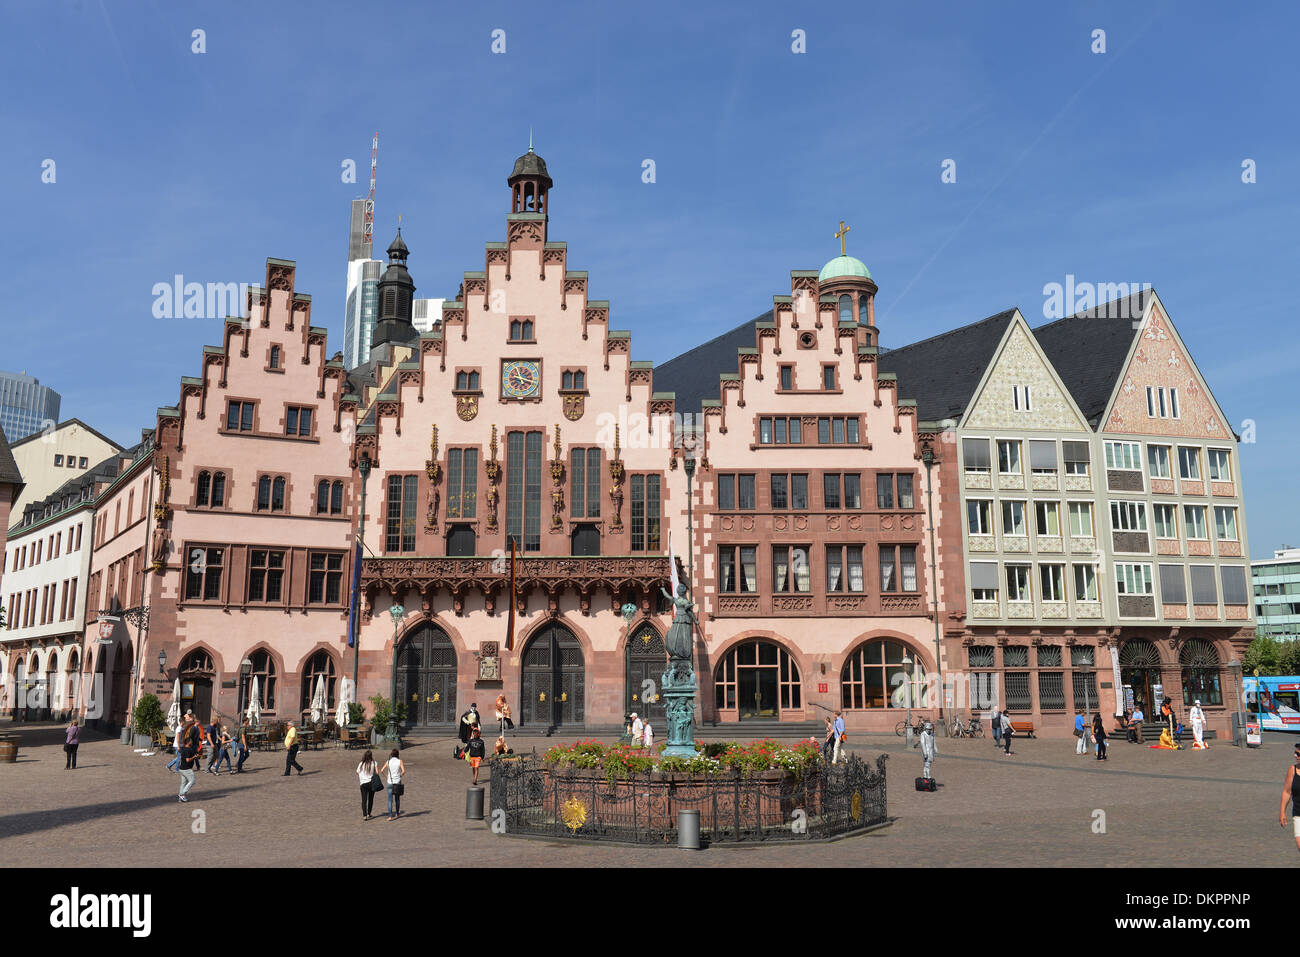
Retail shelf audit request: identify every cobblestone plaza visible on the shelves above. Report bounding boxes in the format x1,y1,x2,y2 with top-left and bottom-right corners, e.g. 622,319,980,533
0,723,1291,868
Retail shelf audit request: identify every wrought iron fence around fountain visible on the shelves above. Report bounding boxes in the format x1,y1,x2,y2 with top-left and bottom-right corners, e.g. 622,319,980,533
488,752,889,844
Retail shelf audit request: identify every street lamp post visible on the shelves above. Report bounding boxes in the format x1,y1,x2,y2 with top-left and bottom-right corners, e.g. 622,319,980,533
386,601,404,743
237,657,252,722
353,455,371,718
921,445,946,733
903,651,914,749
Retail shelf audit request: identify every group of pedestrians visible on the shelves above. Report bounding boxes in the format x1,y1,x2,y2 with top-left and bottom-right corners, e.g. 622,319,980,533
822,711,847,764
355,748,405,821
988,707,1014,754
1073,710,1110,760
627,713,655,749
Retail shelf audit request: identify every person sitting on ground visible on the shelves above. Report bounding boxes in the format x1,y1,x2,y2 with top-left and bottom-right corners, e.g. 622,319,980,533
494,735,511,756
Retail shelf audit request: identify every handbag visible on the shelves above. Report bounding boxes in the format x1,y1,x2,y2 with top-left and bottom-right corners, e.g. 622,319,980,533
368,772,384,793
1073,728,1082,738
392,782,405,796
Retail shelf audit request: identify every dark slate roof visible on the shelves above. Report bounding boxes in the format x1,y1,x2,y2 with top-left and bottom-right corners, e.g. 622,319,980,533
13,441,148,532
652,311,772,413
7,417,124,453
877,310,1018,421
0,424,23,489
1033,289,1149,426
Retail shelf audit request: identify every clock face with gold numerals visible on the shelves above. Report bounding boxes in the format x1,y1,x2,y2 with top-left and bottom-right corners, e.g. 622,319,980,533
501,360,541,399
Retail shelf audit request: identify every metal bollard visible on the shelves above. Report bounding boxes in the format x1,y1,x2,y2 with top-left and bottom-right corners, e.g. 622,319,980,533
677,809,700,850
466,786,485,820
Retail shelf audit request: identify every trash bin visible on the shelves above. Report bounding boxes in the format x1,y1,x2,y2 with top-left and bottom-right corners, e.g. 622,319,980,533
120,727,131,745
677,809,700,850
466,786,485,820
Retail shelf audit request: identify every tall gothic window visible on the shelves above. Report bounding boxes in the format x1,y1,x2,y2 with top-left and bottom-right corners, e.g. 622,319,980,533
386,475,418,552
447,449,479,519
630,474,661,552
570,448,601,519
211,472,225,507
507,431,543,552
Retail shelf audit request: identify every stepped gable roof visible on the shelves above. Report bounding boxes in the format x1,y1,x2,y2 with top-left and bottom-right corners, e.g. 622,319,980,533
652,310,773,414
1032,289,1150,425
8,417,124,452
0,425,23,488
876,310,1018,421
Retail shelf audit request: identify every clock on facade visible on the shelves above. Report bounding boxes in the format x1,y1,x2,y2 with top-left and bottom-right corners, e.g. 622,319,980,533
501,360,541,399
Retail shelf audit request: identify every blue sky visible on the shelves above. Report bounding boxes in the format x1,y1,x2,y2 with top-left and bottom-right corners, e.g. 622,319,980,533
1,0,1296,557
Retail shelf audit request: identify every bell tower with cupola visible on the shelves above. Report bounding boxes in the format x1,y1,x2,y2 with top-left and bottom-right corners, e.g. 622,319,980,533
507,139,553,242
818,220,880,348
370,228,418,351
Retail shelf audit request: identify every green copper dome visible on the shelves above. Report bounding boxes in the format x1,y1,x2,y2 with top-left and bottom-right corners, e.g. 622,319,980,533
818,255,872,282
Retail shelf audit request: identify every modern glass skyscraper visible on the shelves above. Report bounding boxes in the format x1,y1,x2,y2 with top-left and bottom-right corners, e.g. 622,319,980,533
343,199,383,369
1253,547,1300,640
0,370,60,441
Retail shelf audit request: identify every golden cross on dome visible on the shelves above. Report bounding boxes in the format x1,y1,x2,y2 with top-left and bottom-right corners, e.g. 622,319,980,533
834,220,851,256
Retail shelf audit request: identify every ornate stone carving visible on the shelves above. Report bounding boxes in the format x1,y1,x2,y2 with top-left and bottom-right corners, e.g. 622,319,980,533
550,425,565,530
608,426,624,531
508,220,543,244
485,425,501,531
563,393,584,421
457,395,479,421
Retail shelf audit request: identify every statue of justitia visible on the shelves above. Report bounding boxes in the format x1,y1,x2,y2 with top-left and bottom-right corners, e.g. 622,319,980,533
660,584,696,661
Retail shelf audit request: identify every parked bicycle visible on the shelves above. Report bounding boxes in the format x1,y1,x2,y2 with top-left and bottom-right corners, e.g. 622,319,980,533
949,715,984,738
894,716,928,737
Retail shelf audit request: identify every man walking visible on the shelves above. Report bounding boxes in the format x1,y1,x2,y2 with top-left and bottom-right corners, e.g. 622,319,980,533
1001,709,1014,755
991,706,1002,750
178,715,200,803
283,720,303,776
1130,704,1144,743
1074,710,1088,755
832,710,846,765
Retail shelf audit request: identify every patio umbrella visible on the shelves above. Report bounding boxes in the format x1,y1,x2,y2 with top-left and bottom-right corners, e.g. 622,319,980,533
335,677,351,727
310,675,325,724
246,677,261,724
166,679,182,731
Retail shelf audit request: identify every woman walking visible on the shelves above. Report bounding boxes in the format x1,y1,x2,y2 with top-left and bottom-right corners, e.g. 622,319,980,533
1093,713,1108,761
356,749,380,821
64,718,80,769
384,748,405,821
1279,741,1300,854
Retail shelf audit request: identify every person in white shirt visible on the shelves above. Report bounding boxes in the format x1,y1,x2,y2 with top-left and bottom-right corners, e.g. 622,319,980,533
919,720,936,779
1190,700,1208,749
642,720,654,751
630,713,643,746
385,748,405,821
356,749,379,820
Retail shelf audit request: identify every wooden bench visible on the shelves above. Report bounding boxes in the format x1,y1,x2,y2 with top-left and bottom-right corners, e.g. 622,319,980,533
1009,721,1036,738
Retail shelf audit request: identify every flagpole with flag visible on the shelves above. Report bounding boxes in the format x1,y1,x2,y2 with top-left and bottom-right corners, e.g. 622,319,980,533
505,539,517,652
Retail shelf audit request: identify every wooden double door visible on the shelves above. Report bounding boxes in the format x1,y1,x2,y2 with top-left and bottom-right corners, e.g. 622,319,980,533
395,626,459,727
521,624,585,729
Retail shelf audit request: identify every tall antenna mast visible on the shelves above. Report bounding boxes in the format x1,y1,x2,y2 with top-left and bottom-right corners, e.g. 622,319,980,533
363,132,378,256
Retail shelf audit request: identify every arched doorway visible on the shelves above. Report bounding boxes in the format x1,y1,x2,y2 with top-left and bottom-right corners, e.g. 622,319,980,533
840,638,929,710
111,641,133,727
713,640,802,721
521,623,584,729
1120,639,1163,716
626,625,667,727
179,649,215,723
395,625,458,727
13,659,26,720
1179,639,1222,706
66,650,81,717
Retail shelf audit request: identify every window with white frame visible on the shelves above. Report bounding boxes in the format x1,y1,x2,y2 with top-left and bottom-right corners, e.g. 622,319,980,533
997,440,1022,474
1147,444,1172,479
1214,506,1238,542
1105,441,1142,471
1073,564,1099,601
1039,563,1066,601
1110,500,1148,533
1177,446,1201,481
1145,386,1180,419
1001,500,1027,536
1153,503,1178,539
1005,565,1032,602
1207,449,1232,482
969,561,999,601
967,500,993,535
962,438,991,474
1034,501,1060,536
1012,385,1032,411
1062,441,1090,476
1028,440,1057,475
1067,502,1093,537
1116,563,1154,596
1183,504,1208,540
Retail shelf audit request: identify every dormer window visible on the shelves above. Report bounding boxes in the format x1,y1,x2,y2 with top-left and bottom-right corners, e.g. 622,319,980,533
509,319,535,342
